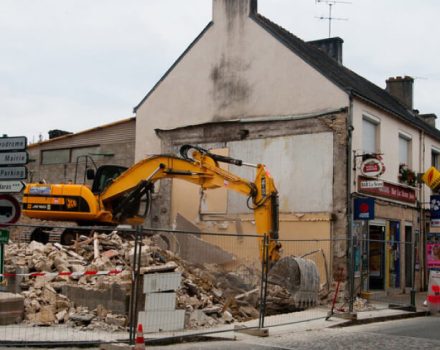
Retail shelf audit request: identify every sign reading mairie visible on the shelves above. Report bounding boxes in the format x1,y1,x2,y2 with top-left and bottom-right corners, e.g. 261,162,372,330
0,152,28,165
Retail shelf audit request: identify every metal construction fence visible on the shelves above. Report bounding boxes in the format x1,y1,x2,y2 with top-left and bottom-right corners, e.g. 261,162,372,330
0,223,420,347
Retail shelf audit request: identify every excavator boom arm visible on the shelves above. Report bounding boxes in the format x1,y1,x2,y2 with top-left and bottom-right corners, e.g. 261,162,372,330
100,149,280,263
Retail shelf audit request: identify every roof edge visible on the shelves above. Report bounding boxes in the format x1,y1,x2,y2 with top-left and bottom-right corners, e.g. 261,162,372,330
155,107,347,134
28,117,136,148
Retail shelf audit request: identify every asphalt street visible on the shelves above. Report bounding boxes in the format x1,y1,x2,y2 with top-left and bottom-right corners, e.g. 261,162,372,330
153,315,440,350
1,315,438,350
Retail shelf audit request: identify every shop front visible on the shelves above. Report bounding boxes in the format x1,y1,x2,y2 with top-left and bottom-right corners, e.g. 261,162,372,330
356,176,420,292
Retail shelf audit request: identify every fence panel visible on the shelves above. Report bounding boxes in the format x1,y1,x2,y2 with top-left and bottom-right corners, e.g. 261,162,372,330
1,224,132,347
261,238,334,327
1,224,423,347
134,229,265,335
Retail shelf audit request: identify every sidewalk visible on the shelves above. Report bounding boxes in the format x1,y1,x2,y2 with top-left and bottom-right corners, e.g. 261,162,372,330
0,294,430,349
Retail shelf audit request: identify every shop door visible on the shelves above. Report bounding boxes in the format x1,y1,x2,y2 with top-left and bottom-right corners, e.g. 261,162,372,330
389,221,400,288
369,225,385,290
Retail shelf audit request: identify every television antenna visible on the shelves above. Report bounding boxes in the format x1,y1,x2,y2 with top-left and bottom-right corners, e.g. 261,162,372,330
315,0,351,37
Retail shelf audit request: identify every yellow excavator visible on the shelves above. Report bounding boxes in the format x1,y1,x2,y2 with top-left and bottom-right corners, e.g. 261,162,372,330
22,145,319,306
23,145,280,261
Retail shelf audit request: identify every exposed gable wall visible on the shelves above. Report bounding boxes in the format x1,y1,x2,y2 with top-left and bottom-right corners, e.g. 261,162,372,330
135,0,348,160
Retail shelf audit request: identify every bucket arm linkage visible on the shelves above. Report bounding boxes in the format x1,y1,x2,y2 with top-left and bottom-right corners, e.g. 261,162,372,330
100,146,282,265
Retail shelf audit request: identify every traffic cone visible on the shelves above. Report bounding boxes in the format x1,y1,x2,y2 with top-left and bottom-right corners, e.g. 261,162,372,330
134,323,145,349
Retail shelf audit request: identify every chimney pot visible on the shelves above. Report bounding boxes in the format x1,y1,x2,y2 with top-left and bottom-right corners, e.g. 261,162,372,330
385,76,414,110
308,37,344,64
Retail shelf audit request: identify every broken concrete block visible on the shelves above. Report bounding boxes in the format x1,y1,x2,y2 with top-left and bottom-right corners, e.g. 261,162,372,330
143,272,181,293
105,313,127,328
138,309,185,333
127,246,152,266
36,305,56,325
0,293,24,325
61,284,128,315
144,292,176,311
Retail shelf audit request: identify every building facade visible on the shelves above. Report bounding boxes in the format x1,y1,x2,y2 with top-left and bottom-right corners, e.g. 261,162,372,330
134,0,440,292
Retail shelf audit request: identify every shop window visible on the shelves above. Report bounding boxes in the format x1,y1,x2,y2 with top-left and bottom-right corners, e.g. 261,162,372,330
432,148,440,168
362,117,379,154
71,146,100,163
398,132,412,167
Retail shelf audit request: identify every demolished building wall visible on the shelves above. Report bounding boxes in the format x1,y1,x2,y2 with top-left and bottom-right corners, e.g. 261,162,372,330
154,109,349,275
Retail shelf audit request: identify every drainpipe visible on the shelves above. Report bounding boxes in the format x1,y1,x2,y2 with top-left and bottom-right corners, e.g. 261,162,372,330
418,129,426,292
347,94,355,313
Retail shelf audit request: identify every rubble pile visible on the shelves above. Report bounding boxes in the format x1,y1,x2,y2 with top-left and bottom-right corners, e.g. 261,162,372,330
4,231,263,331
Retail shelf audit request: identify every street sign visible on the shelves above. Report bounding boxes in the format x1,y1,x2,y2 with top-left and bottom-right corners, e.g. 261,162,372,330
0,151,28,165
0,166,27,180
0,194,21,227
0,229,9,244
0,181,25,193
0,136,27,151
354,197,375,220
360,180,384,189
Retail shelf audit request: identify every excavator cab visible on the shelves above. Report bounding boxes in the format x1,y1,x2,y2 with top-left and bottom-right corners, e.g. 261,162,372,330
89,165,128,194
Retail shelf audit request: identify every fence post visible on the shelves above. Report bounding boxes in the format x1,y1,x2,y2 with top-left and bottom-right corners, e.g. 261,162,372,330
258,234,269,329
129,226,143,345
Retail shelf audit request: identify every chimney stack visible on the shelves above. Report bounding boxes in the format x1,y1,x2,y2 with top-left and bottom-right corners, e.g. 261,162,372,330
385,76,414,110
213,0,257,24
419,113,437,128
308,37,343,64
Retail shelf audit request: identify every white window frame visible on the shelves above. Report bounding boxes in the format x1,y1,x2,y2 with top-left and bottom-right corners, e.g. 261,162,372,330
362,115,380,155
398,132,412,167
432,146,440,168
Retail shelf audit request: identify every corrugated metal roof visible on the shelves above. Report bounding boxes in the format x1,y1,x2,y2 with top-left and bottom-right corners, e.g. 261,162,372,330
28,117,136,149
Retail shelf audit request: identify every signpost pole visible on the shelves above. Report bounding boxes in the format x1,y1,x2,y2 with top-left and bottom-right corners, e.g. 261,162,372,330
0,243,4,285
0,229,8,287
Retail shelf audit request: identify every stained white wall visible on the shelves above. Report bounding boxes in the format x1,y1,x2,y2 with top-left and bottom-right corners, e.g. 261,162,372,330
227,133,334,213
135,0,347,160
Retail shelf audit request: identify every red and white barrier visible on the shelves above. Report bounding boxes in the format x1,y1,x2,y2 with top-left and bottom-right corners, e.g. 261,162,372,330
0,269,123,278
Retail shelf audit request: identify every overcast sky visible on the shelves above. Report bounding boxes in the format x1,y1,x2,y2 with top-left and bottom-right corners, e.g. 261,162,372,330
1,0,439,143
